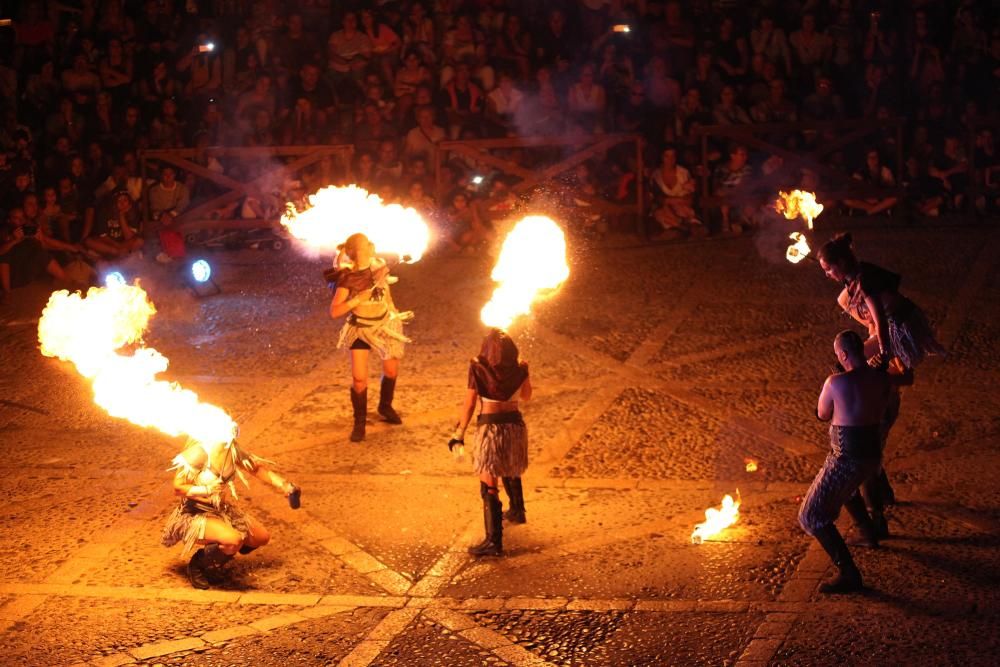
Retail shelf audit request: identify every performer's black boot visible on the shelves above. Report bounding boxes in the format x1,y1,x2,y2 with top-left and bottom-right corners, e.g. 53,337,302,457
502,477,526,524
201,543,234,584
813,525,864,593
862,474,889,540
377,376,402,424
187,548,211,589
350,388,367,442
845,492,880,548
469,484,503,557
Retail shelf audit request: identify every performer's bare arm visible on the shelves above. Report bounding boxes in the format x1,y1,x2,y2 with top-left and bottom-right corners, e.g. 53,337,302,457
519,377,532,401
246,458,297,495
864,293,891,358
816,377,835,422
455,388,478,436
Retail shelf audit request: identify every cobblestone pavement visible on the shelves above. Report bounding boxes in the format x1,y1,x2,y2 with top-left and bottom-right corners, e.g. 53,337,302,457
1,223,998,666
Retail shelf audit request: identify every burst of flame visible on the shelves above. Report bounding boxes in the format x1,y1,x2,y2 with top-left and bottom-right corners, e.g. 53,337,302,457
480,216,569,330
281,185,431,261
745,459,759,472
785,232,812,264
38,283,237,447
691,491,741,544
774,190,824,230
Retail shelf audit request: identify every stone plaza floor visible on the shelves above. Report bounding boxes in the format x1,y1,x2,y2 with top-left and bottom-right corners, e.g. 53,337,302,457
0,221,998,666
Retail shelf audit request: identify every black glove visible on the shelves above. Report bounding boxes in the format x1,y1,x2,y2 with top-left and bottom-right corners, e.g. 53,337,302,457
447,438,464,452
287,485,301,510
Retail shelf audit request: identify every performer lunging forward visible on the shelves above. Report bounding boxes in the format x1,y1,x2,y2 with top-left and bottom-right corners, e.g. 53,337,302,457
329,233,413,442
450,329,532,557
162,435,301,589
816,232,944,511
800,331,912,593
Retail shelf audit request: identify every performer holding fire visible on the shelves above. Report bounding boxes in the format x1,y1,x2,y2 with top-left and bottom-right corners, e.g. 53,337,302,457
449,329,532,557
162,433,301,589
329,232,413,442
816,232,945,515
446,215,569,558
800,330,912,593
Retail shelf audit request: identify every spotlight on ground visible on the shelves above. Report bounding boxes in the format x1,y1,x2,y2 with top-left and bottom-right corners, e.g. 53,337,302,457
104,271,127,288
191,259,212,283
186,259,220,297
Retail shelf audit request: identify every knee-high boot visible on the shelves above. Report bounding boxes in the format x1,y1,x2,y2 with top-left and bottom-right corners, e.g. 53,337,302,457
187,543,234,589
468,483,503,557
502,477,526,524
845,491,879,548
377,376,402,424
862,473,889,540
350,387,367,442
813,524,863,593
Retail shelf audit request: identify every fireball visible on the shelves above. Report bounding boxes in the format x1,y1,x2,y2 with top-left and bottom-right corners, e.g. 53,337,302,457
480,216,570,330
774,190,824,230
281,185,431,262
38,283,236,447
785,232,812,264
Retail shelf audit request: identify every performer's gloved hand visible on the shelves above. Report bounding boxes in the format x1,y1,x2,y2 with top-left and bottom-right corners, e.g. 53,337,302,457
286,484,302,510
447,437,464,452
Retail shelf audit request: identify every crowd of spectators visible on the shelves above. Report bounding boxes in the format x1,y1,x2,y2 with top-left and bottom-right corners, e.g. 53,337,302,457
1,0,998,299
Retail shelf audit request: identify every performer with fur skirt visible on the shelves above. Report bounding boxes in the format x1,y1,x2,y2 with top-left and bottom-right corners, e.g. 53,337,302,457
449,329,532,557
162,433,301,589
329,232,413,442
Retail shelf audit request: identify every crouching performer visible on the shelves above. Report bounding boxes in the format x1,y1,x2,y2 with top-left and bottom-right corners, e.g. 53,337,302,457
329,233,413,442
449,329,532,557
162,434,302,589
799,330,912,593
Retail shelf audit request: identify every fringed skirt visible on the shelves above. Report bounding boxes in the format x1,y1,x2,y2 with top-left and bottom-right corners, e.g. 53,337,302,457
337,311,408,360
161,499,252,555
888,298,945,369
472,412,529,478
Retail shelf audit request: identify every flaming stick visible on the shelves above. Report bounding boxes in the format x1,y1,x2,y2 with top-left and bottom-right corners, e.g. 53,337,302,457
785,232,813,264
480,216,570,330
38,283,237,447
691,491,741,544
281,185,431,262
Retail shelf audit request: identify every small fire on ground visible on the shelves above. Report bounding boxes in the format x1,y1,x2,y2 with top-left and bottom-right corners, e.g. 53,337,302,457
38,283,236,447
745,459,759,472
481,215,569,330
281,185,431,262
691,491,741,544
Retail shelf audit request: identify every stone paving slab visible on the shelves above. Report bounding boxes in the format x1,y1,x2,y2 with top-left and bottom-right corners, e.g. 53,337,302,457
1,596,301,665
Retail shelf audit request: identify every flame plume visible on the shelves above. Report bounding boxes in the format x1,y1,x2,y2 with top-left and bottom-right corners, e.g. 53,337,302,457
281,185,431,262
785,232,812,264
774,190,824,230
480,216,569,330
691,491,741,544
38,284,237,447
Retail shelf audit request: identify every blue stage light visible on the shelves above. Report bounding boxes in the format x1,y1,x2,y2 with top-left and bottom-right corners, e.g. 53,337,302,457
191,260,212,283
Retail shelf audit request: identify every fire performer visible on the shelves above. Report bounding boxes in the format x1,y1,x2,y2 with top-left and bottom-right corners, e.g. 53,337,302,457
329,232,413,442
799,330,912,593
162,435,302,589
816,232,945,512
448,329,532,557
